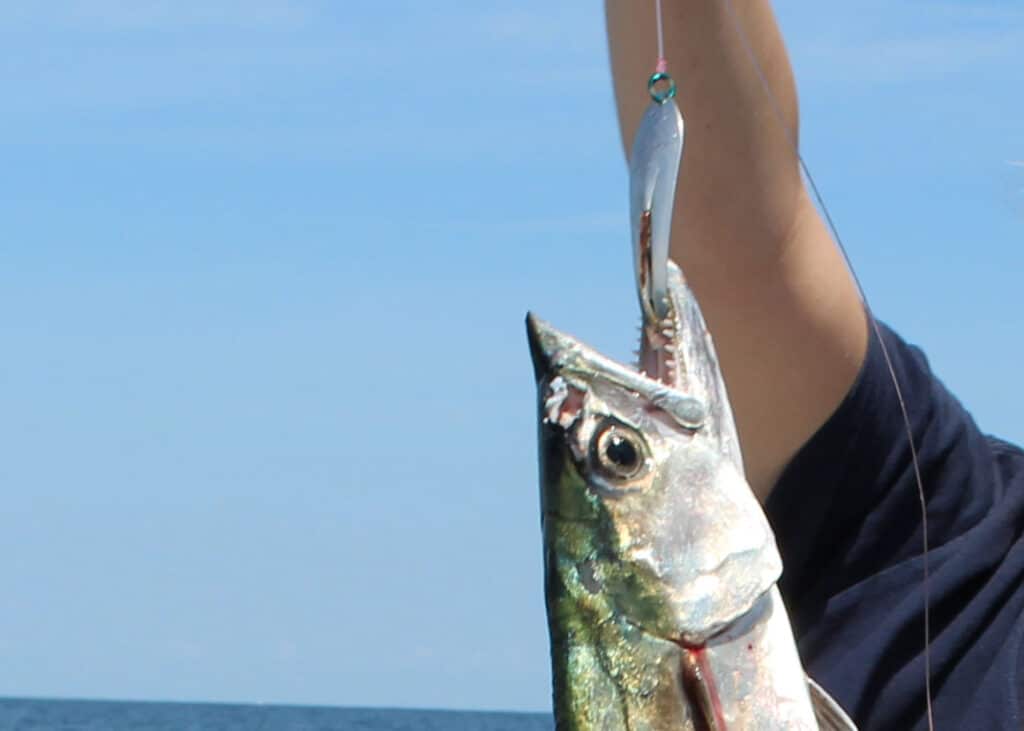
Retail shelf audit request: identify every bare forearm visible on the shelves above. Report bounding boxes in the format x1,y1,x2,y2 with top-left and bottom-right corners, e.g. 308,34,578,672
606,1,866,498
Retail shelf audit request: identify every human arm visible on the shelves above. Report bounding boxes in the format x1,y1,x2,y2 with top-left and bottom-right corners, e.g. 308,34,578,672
605,0,867,500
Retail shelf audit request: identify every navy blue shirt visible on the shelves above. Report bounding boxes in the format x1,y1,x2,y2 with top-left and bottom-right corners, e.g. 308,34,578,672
766,322,1024,730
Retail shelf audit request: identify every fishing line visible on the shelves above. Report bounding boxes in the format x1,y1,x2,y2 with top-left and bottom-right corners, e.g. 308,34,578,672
714,1,935,728
654,0,667,70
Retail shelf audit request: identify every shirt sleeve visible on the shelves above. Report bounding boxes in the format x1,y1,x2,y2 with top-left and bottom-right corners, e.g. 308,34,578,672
765,320,1024,730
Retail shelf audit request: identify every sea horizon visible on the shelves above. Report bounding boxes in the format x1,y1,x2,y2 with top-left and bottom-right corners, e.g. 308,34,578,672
1,694,551,715
0,696,554,730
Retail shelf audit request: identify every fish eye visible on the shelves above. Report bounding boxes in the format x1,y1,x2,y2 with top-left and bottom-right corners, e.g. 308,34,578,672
592,422,647,482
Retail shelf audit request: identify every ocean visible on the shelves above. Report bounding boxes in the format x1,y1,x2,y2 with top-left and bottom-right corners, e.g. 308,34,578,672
0,699,554,730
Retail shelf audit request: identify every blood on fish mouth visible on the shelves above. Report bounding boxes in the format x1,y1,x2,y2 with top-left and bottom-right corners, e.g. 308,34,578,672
627,617,733,731
676,641,728,731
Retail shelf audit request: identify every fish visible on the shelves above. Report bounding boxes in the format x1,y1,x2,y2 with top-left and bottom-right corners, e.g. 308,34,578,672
526,261,857,729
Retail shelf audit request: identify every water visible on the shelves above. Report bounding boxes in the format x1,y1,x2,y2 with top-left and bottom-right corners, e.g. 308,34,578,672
0,699,554,730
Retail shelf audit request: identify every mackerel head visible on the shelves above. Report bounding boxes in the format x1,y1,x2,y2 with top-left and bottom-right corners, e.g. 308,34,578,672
527,263,853,729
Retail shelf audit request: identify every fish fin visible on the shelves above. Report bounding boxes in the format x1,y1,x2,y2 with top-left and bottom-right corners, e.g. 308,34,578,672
807,676,858,730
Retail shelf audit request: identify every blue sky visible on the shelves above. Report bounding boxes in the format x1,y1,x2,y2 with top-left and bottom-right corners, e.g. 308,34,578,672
0,0,1021,714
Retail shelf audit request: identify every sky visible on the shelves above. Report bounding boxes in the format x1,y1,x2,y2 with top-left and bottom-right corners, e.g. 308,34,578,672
0,0,1022,715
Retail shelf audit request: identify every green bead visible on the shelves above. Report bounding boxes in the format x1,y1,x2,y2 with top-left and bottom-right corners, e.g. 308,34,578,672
647,72,676,104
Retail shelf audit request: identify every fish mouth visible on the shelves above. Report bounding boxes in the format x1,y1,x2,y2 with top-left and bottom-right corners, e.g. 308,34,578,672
525,310,706,434
526,310,645,388
629,584,770,654
528,261,690,393
638,315,679,386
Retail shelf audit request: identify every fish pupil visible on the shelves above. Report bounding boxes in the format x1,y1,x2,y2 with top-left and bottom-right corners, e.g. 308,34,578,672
605,434,638,469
